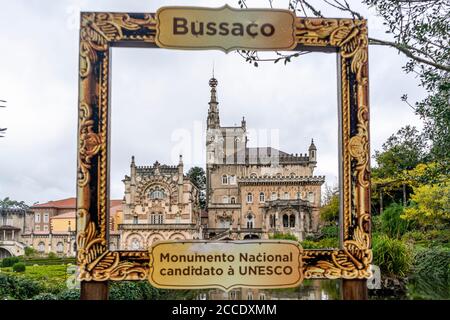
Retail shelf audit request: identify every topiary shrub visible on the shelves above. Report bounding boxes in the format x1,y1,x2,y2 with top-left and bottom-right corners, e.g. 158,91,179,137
12,262,26,272
1,256,20,267
373,235,412,277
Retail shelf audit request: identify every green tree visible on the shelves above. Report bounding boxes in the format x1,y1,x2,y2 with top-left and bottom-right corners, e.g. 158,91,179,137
320,186,339,224
187,167,206,210
0,197,29,210
402,182,450,228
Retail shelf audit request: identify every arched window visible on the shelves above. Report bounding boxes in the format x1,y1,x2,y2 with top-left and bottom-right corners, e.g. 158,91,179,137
246,213,254,229
271,192,277,201
269,214,276,228
56,242,64,253
284,192,290,200
308,192,315,203
131,238,141,250
222,175,228,185
283,214,289,228
250,173,257,178
246,193,253,203
289,215,295,228
149,187,165,200
222,196,229,204
290,173,296,178
259,192,265,203
35,213,40,223
38,242,45,252
230,197,236,204
296,192,301,199
133,216,138,224
229,175,236,185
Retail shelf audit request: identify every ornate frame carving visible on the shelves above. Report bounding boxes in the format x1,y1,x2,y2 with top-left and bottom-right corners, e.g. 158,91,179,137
77,12,371,282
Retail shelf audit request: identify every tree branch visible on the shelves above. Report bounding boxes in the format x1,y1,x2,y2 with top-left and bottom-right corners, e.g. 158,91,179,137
369,37,450,72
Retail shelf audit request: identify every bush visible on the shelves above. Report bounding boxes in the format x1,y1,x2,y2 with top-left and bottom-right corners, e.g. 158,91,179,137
381,203,412,239
1,256,20,268
110,281,160,300
269,233,298,241
25,246,38,257
12,262,26,272
320,225,338,239
0,274,43,299
32,293,59,300
301,238,339,249
373,235,412,277
403,229,450,247
58,289,81,300
412,246,450,279
47,252,58,259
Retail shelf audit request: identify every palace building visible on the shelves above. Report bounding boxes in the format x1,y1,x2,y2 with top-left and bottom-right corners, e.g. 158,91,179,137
205,76,325,241
117,155,202,250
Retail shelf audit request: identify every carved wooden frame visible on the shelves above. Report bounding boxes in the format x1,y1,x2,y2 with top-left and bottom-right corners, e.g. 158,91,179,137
77,11,371,282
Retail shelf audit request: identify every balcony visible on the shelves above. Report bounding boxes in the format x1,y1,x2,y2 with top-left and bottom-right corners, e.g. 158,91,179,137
118,223,199,231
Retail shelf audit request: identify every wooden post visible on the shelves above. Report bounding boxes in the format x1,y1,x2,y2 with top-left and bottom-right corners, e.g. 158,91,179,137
342,279,368,300
80,281,109,300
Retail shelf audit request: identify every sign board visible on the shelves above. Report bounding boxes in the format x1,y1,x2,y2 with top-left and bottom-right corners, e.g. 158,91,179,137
148,241,303,291
156,5,296,52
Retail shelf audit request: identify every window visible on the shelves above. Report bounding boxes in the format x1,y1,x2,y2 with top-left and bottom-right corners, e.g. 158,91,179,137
250,173,257,178
1,215,6,226
290,215,296,227
246,193,253,203
271,192,277,201
149,187,165,200
246,213,254,229
230,197,236,204
38,242,45,252
35,213,41,223
222,196,229,204
56,242,64,253
259,293,266,300
247,292,253,300
283,214,289,228
35,225,40,231
259,192,265,203
270,215,276,228
150,213,163,224
284,192,290,200
308,192,315,203
43,225,48,231
133,216,138,224
43,213,49,223
229,175,236,185
296,192,301,199
222,175,228,185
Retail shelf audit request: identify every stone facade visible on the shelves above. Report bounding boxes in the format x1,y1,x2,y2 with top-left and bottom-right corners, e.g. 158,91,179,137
205,76,325,241
0,208,33,258
118,155,202,250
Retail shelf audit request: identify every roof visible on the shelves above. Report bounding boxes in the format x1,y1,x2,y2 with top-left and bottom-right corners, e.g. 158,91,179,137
32,198,122,209
51,211,75,219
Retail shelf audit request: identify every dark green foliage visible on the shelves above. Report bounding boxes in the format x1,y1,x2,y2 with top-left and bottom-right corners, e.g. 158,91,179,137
110,281,161,300
0,274,43,299
22,257,75,266
269,233,298,241
381,203,412,239
320,225,338,239
372,235,412,277
187,166,206,210
403,229,450,248
57,289,80,300
32,293,59,300
1,256,20,267
12,262,26,272
301,238,338,249
0,197,29,210
47,252,58,259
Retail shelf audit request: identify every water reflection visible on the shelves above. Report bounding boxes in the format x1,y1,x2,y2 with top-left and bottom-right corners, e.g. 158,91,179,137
204,280,341,300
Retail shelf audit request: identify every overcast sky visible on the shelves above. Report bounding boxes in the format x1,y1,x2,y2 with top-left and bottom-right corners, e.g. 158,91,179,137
0,0,426,204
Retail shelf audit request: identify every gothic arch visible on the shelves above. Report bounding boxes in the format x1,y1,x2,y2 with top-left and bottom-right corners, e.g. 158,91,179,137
168,233,186,240
135,176,179,205
146,233,165,246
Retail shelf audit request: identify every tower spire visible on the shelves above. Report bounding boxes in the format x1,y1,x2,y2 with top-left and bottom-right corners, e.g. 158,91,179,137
207,72,220,129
